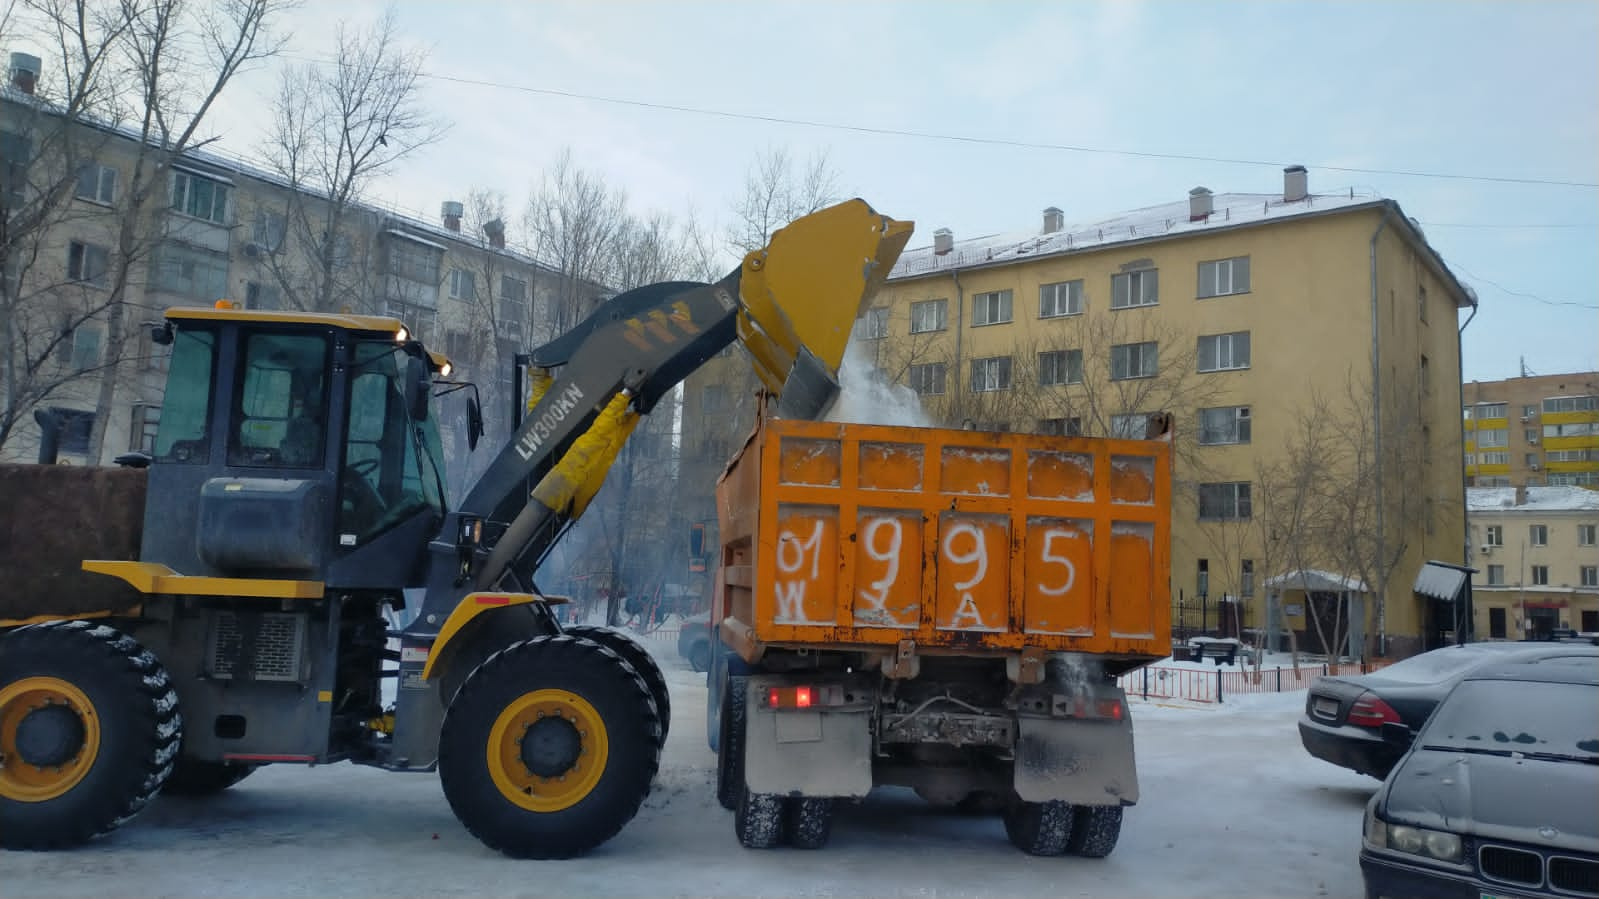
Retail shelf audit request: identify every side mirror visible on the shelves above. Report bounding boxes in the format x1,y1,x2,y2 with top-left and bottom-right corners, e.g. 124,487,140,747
1380,721,1412,747
405,355,431,423
149,322,173,346
466,395,485,451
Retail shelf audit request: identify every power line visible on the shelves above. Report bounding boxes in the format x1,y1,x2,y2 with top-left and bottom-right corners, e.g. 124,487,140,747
1445,258,1599,310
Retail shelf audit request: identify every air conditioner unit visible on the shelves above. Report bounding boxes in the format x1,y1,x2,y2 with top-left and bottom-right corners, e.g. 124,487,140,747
1479,545,1493,556
1529,438,1539,445
1530,463,1541,471
1520,416,1530,423
242,242,263,259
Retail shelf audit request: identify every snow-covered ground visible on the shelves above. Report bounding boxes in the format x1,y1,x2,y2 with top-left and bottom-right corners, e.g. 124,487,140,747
1,640,1376,899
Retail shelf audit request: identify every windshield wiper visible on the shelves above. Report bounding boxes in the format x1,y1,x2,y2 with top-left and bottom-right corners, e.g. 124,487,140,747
1420,744,1514,757
1521,751,1599,765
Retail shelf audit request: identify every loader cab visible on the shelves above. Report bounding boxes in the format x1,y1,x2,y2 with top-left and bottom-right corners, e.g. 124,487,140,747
141,307,450,590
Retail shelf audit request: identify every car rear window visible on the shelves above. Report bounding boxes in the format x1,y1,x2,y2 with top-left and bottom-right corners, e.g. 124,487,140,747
1421,680,1599,755
1371,647,1501,683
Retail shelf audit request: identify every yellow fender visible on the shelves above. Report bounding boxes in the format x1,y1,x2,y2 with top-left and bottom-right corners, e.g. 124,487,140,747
420,592,568,681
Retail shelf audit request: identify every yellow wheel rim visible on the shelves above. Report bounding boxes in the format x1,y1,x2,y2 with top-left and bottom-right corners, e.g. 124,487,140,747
0,676,100,803
486,688,609,813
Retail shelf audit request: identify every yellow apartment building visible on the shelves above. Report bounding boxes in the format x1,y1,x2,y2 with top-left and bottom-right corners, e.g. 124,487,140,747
683,168,1477,659
1463,373,1599,489
1467,486,1599,638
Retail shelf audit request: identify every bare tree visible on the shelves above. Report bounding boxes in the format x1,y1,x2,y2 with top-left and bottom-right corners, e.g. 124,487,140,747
725,146,840,255
257,5,444,313
523,149,623,335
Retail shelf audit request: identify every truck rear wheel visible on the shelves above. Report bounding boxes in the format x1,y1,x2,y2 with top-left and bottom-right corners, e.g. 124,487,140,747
563,625,670,748
1066,804,1123,858
735,787,785,849
785,797,833,849
438,635,661,859
0,620,181,849
161,758,257,797
715,674,747,811
1004,799,1074,856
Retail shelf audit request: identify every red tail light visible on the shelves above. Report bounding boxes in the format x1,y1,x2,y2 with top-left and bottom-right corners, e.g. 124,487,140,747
765,684,845,709
794,686,813,708
1098,699,1124,721
1347,692,1401,727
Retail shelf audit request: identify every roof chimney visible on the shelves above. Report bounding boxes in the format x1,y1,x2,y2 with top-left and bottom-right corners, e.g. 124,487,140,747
933,228,954,256
1188,187,1213,222
1042,207,1064,234
440,200,464,233
1283,165,1308,203
1515,484,1528,507
483,217,506,250
9,52,41,95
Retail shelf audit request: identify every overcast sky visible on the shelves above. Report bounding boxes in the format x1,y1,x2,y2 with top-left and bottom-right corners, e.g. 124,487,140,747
18,1,1598,382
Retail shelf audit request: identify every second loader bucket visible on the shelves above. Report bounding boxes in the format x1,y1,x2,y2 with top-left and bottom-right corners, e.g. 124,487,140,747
735,199,913,420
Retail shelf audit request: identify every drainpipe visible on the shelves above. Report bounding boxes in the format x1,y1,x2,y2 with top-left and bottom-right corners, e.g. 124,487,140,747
1457,290,1478,641
951,269,966,422
1369,204,1395,656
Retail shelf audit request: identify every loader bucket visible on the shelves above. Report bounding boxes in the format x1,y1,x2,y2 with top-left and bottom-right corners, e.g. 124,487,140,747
736,199,913,420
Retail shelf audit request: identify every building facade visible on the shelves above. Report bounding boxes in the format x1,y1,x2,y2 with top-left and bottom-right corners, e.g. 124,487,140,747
1463,372,1599,489
683,168,1477,659
1467,486,1599,638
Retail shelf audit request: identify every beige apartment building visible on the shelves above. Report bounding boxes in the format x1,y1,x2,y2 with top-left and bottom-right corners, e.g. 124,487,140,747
682,168,1477,659
1463,372,1599,489
1467,486,1599,638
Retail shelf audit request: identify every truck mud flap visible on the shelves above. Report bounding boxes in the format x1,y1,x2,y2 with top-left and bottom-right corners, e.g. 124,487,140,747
743,680,872,798
1013,717,1139,806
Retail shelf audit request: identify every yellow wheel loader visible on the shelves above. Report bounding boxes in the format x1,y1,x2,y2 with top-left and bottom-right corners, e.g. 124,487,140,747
0,200,912,858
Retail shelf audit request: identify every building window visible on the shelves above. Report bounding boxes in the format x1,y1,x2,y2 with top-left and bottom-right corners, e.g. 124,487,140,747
152,242,229,300
1544,422,1599,439
1525,452,1540,467
251,210,286,252
1474,402,1508,419
1,129,30,206
854,307,888,340
1480,451,1509,465
1198,331,1251,372
972,290,1012,326
1110,413,1150,439
170,169,229,223
1525,428,1539,443
1418,284,1427,323
75,163,117,204
67,241,109,286
908,362,946,396
1039,280,1084,318
701,385,728,413
1198,406,1251,445
448,269,476,300
1486,564,1504,586
1549,472,1599,487
1197,558,1210,596
501,274,527,303
499,296,528,340
130,404,160,453
1531,565,1549,586
1110,341,1157,381
48,408,95,455
1111,269,1158,308
1485,525,1503,546
1581,566,1598,588
1037,349,1083,386
1489,607,1506,639
1579,524,1596,547
1241,559,1255,597
1197,257,1249,298
1543,395,1599,414
970,356,1013,392
1478,429,1510,448
909,299,947,333
1038,417,1082,436
244,281,280,310
67,324,102,371
1479,476,1513,487
1529,524,1547,546
1548,450,1599,463
444,330,471,362
386,237,441,284
1584,610,1599,632
1420,355,1430,393
384,300,436,343
1198,482,1251,520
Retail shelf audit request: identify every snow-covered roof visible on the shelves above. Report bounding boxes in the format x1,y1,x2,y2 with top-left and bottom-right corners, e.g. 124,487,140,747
1467,486,1599,513
1263,569,1369,592
890,190,1383,281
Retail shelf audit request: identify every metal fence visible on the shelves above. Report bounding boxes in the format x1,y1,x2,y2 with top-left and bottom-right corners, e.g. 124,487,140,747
1117,660,1388,704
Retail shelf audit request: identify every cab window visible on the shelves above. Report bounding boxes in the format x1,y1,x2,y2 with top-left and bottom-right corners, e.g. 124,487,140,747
152,328,216,463
338,343,444,544
228,332,330,468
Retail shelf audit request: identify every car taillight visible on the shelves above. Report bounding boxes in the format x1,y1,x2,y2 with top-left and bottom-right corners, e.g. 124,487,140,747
1347,692,1401,727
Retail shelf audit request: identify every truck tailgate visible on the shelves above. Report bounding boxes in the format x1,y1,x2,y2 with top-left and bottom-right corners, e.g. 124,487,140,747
717,419,1170,657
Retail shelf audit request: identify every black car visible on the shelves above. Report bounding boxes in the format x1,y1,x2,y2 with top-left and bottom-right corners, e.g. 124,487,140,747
1300,642,1599,779
1361,657,1599,899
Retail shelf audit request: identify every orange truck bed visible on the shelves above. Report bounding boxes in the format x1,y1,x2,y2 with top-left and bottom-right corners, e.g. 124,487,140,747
716,417,1172,660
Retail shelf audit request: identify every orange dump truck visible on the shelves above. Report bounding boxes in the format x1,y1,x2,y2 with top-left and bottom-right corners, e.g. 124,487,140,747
707,413,1172,856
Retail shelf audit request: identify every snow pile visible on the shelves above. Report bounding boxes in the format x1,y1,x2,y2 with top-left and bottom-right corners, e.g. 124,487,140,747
825,339,931,428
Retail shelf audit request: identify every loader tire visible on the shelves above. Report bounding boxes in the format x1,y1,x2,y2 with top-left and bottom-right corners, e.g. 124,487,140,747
438,634,660,859
564,625,670,747
735,787,786,849
715,675,748,811
0,620,181,849
1066,804,1123,858
1004,799,1074,857
785,797,834,850
161,758,256,797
